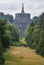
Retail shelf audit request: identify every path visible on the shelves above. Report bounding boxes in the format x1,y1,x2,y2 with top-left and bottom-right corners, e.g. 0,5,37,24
5,47,44,65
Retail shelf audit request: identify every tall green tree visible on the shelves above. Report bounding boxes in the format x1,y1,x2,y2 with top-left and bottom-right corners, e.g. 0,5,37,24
25,13,44,56
0,19,10,50
6,22,19,43
25,22,34,48
0,42,5,65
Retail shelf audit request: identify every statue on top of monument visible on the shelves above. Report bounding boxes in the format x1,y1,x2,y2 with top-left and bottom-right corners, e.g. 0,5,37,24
21,3,24,14
14,4,32,37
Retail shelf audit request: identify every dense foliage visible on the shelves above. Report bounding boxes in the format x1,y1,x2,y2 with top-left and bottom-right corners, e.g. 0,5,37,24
6,22,19,46
0,12,14,23
0,42,5,65
0,18,19,65
25,13,44,56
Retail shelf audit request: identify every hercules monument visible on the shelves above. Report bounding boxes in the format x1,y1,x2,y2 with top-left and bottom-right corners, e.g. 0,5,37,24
14,4,32,38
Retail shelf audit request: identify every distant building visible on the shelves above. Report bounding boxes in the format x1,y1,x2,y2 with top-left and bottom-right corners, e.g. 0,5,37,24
14,4,32,38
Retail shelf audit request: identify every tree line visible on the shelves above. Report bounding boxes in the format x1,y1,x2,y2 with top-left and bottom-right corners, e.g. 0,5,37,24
0,18,19,65
25,13,44,57
0,12,14,23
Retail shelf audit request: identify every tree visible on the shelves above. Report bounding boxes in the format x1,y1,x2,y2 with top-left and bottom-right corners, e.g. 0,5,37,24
6,22,19,45
32,21,40,48
25,22,34,48
0,16,19,65
25,13,44,56
0,41,5,65
5,14,14,23
0,19,10,50
35,13,44,56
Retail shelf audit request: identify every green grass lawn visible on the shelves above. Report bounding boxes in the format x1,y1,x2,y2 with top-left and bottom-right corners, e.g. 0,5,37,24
5,53,20,65
20,38,26,44
5,47,44,65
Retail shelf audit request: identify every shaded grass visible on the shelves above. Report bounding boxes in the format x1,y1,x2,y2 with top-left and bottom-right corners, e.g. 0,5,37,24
5,47,44,65
5,53,21,65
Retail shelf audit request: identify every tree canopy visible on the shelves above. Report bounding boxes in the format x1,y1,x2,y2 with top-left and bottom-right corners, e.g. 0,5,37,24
0,18,19,65
25,13,44,56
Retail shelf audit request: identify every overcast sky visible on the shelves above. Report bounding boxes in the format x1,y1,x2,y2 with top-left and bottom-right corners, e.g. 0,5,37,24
0,0,44,18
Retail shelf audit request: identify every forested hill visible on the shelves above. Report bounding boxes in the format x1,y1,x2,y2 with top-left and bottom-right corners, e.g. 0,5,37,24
0,12,14,23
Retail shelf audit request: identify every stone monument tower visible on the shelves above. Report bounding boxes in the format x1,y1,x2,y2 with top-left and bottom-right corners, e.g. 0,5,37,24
14,4,32,38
